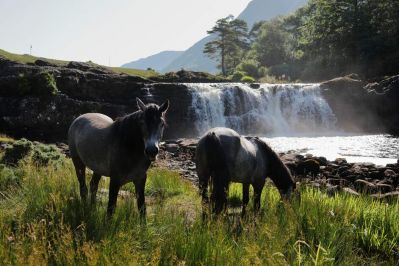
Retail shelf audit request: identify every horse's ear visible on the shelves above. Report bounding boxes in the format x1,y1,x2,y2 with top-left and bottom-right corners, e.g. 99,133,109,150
159,99,169,114
136,98,146,111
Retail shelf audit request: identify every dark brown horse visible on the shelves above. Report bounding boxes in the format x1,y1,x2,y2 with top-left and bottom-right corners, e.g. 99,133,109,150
68,98,169,217
196,127,295,215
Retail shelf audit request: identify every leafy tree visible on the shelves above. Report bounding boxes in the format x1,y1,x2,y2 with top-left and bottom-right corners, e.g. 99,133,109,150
204,15,249,76
252,17,290,67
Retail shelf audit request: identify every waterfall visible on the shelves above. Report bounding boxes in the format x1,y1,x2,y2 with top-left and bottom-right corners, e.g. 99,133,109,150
187,83,337,136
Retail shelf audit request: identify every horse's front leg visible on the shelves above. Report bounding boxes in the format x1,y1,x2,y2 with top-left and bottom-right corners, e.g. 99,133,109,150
241,183,250,217
134,176,147,219
253,180,265,213
107,177,121,217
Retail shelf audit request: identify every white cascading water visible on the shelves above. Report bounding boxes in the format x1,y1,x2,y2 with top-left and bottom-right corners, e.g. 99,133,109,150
187,83,337,136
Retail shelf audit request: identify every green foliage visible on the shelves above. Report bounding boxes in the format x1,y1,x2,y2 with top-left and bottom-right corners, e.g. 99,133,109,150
230,70,245,82
1,138,64,167
33,71,58,96
110,67,159,78
2,139,33,165
15,71,58,96
0,48,68,66
236,58,264,79
211,0,399,81
0,160,397,264
253,17,291,67
240,75,255,83
204,15,249,76
31,143,64,166
0,164,23,190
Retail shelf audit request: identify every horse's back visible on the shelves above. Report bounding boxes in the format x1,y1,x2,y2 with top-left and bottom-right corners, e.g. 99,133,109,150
197,127,258,183
68,113,114,176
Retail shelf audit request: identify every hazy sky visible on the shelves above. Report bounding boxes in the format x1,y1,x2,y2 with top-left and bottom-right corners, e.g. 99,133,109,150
0,0,251,66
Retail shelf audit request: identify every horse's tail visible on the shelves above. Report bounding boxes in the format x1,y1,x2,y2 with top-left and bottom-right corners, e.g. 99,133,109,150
255,138,296,197
203,132,230,211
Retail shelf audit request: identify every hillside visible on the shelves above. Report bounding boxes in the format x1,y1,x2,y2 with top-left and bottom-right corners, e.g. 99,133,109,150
122,51,183,72
162,0,308,73
0,49,158,78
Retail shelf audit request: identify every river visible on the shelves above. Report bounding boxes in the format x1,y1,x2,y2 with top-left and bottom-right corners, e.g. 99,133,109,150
186,83,399,165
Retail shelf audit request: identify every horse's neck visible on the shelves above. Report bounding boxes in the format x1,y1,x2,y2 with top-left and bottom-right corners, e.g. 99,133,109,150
255,139,294,190
114,113,144,152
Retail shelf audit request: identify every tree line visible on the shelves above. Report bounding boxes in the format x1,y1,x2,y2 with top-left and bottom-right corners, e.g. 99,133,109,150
204,0,399,81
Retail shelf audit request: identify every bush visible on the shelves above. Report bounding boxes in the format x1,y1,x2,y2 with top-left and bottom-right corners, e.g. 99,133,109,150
0,164,23,190
32,71,58,96
2,138,33,165
230,71,245,82
240,75,255,83
236,59,262,79
31,142,64,166
16,71,58,96
1,139,64,166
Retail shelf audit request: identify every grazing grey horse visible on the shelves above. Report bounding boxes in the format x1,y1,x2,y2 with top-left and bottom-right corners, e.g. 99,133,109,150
68,98,169,217
196,127,296,215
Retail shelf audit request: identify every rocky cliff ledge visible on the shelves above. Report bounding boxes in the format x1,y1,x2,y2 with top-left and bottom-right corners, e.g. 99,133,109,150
1,57,398,141
0,58,195,140
321,74,399,135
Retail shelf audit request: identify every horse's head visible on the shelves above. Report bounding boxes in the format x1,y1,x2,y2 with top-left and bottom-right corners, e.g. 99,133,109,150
136,98,169,161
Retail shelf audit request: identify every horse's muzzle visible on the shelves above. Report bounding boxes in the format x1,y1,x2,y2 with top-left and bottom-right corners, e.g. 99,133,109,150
145,146,159,161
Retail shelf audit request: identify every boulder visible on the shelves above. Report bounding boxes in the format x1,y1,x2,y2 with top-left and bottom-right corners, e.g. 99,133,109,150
296,159,320,175
342,187,360,196
370,191,399,201
354,179,376,194
163,143,179,153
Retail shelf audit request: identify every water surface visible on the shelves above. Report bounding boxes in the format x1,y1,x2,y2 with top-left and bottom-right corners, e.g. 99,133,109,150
263,134,399,166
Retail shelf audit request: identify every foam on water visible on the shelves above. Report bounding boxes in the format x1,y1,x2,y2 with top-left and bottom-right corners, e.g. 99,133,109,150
188,83,337,136
186,83,398,164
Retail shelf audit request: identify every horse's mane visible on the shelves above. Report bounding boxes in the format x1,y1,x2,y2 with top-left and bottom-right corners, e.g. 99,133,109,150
253,137,295,190
113,110,144,149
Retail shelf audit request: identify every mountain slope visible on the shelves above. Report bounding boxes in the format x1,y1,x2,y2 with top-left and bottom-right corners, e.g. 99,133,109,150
162,0,308,73
121,50,183,71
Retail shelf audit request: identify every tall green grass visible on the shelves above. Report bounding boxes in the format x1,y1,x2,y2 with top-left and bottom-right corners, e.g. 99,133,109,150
0,159,398,265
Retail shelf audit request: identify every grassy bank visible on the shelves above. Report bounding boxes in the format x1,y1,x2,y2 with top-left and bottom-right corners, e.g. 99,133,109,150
0,49,158,78
0,156,398,265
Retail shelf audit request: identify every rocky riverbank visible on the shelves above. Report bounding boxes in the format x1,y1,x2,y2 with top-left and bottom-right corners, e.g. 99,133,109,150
157,139,399,200
1,136,398,200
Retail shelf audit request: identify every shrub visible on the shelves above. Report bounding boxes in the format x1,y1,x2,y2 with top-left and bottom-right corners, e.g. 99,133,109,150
241,75,255,83
2,138,33,165
0,164,23,190
230,71,245,82
31,142,64,166
1,139,64,166
16,71,58,96
32,71,58,96
236,59,262,78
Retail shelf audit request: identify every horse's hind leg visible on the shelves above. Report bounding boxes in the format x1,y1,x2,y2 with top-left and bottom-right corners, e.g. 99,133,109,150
198,170,210,219
72,156,87,201
212,176,228,215
241,183,250,217
89,173,102,204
